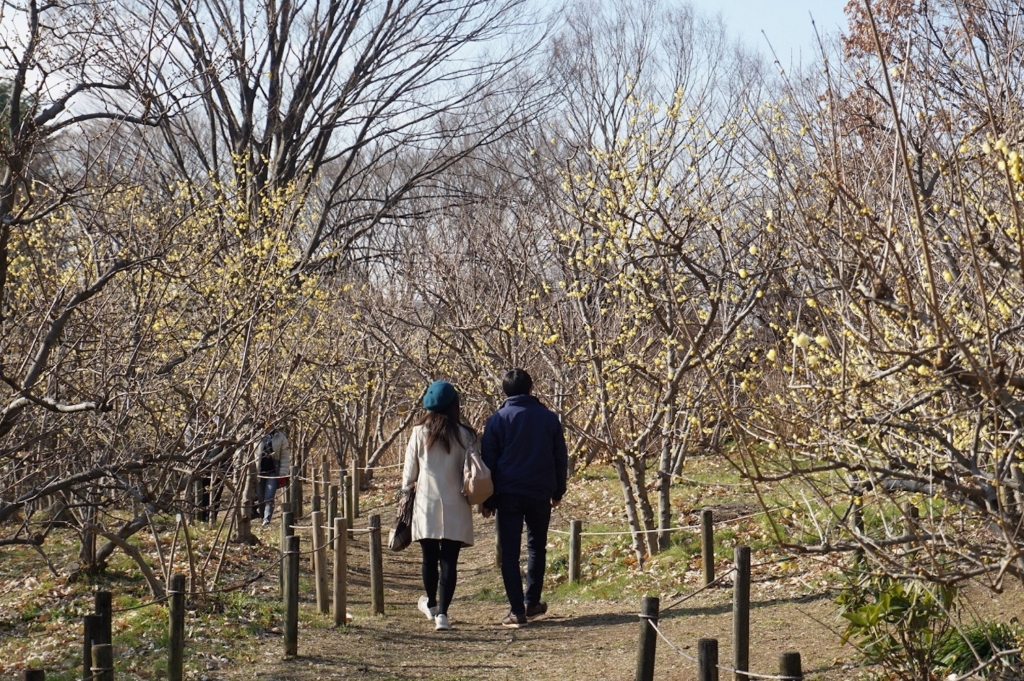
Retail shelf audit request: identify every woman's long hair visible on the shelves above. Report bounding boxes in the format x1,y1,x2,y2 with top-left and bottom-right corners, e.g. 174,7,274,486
419,394,475,452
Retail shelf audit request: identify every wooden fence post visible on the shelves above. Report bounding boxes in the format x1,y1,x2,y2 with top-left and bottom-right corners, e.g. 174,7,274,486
310,494,320,572
291,466,302,519
334,516,348,627
95,591,112,646
368,514,384,615
280,510,293,598
90,643,113,681
23,670,45,680
350,458,360,519
343,475,354,537
635,596,659,681
701,509,715,587
698,638,718,681
312,511,329,614
83,613,102,680
168,573,185,681
779,652,803,679
733,546,750,680
321,460,330,508
284,535,299,656
328,484,338,544
568,520,582,583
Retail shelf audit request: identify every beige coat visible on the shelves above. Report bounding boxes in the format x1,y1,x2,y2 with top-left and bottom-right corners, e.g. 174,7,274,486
401,424,474,547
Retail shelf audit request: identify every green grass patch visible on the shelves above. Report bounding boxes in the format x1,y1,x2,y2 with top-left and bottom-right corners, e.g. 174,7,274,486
469,585,508,603
0,521,288,679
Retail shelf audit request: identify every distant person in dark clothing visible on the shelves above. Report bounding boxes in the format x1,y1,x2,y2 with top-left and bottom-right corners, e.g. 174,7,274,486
255,424,289,525
481,368,568,628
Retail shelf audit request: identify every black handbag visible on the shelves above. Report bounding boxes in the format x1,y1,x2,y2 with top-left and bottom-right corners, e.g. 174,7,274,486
388,487,414,552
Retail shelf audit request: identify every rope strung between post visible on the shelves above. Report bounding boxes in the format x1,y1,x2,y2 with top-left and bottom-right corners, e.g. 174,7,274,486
283,462,404,483
642,617,803,680
658,567,737,614
655,554,804,616
639,613,698,664
111,594,169,612
291,522,371,534
370,458,405,471
548,499,805,539
205,554,285,594
114,551,291,607
550,523,701,537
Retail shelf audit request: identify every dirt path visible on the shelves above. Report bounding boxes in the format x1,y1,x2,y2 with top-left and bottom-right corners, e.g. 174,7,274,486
228,513,858,681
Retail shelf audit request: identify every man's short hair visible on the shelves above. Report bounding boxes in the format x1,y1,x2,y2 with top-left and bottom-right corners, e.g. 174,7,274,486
502,368,533,397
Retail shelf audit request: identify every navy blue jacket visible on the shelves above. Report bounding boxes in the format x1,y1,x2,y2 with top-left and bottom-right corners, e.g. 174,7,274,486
481,394,568,503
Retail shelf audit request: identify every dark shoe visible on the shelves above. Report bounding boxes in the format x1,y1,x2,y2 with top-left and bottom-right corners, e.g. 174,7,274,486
501,611,527,628
525,601,548,619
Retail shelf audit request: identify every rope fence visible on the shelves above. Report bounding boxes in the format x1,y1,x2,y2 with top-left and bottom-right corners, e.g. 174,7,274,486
548,502,803,539
658,567,736,613
110,595,169,613
23,453,855,680
550,523,699,536
644,617,802,680
30,502,829,681
267,461,403,485
634,544,809,681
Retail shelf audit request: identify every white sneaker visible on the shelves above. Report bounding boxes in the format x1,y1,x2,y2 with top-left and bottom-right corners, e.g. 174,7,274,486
434,613,451,631
417,595,437,621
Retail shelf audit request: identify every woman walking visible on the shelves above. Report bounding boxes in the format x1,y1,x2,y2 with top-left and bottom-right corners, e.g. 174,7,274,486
402,380,476,631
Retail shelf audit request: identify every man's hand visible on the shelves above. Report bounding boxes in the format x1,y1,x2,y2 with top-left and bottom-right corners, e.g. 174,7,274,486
550,498,561,509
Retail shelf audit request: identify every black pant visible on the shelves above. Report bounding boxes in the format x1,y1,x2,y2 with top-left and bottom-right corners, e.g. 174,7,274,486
419,538,462,616
496,493,551,615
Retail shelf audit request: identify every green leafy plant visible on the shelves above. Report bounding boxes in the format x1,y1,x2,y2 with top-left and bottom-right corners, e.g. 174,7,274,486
837,571,958,680
935,621,1023,679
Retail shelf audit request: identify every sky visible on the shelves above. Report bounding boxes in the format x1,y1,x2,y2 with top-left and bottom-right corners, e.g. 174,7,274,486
688,0,849,65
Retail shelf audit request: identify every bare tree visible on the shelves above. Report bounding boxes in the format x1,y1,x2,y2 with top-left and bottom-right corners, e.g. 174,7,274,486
735,0,1024,587
138,0,547,275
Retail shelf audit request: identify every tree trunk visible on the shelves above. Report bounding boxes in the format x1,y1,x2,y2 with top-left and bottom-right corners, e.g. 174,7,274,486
79,507,97,573
232,457,256,545
86,523,166,599
657,434,673,553
629,455,657,556
613,457,647,564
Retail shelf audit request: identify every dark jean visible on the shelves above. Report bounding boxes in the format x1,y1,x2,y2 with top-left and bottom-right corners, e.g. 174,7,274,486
495,493,551,615
256,476,280,522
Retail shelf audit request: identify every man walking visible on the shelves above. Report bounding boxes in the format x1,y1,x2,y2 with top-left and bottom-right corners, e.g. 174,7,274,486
481,368,568,628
